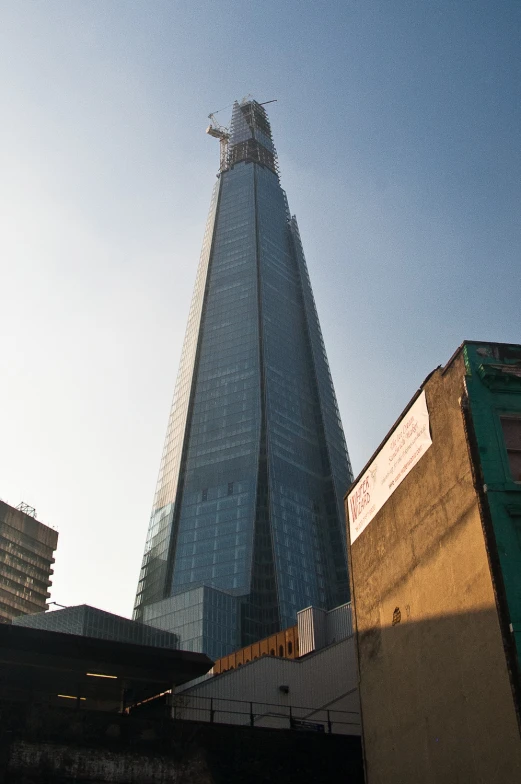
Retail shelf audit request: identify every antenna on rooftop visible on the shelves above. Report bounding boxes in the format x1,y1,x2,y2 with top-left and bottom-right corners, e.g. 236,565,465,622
16,501,36,519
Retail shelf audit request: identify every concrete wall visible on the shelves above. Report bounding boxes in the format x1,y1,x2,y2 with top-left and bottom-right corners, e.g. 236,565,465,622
0,501,58,549
177,635,360,735
0,701,364,783
347,351,521,783
0,500,58,621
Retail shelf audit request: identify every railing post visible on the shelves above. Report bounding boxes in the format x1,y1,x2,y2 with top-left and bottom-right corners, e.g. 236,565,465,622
327,710,332,734
250,702,254,727
210,697,214,723
289,704,293,729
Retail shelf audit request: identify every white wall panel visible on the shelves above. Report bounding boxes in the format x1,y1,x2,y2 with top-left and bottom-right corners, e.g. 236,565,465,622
325,603,353,645
176,635,360,735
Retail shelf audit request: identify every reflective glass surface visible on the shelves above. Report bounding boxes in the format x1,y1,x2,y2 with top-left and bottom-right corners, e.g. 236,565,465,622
289,216,353,604
14,605,179,649
134,182,220,617
142,586,240,660
134,99,352,654
255,165,351,629
170,161,261,596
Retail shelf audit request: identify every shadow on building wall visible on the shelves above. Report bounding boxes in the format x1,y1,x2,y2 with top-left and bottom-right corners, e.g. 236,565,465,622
355,606,521,784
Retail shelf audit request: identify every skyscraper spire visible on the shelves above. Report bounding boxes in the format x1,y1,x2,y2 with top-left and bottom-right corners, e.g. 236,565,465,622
134,98,352,658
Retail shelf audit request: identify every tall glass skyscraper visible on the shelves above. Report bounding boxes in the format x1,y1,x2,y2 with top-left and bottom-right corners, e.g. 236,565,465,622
134,99,353,659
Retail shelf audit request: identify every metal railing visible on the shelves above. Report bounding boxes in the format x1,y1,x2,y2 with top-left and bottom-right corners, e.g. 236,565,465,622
171,693,360,734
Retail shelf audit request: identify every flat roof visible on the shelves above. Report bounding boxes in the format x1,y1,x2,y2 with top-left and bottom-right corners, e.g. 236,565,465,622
0,623,212,703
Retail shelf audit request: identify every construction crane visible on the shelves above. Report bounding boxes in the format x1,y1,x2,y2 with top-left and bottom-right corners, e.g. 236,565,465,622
206,100,277,172
206,112,230,173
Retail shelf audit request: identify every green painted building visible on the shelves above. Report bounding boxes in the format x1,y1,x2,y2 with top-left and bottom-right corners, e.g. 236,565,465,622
463,341,521,683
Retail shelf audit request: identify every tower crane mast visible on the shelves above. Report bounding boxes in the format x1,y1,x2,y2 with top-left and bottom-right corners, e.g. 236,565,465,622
206,112,230,173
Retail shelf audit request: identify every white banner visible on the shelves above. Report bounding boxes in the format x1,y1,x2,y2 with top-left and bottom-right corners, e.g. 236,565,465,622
348,390,432,544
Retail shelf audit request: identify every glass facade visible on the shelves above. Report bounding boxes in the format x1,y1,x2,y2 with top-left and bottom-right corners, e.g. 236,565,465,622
135,181,221,612
13,604,179,649
134,99,353,655
142,586,240,661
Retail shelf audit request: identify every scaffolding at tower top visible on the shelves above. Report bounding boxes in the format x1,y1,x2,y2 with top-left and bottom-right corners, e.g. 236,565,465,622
206,99,279,176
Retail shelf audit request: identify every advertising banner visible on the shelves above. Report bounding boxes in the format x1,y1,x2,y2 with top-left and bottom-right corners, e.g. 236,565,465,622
347,390,432,544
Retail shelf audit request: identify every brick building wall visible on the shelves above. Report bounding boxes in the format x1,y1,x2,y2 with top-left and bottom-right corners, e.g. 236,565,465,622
346,347,521,783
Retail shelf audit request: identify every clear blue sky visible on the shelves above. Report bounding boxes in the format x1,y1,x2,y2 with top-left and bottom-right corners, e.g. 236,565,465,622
1,1,519,617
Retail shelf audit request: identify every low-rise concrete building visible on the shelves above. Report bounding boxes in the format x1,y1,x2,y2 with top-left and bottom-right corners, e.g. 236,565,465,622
346,341,521,783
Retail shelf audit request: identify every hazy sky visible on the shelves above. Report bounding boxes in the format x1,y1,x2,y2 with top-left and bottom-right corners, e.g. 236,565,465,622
1,1,519,617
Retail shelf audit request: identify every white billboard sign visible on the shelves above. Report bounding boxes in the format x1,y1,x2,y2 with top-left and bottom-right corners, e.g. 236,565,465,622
347,390,432,545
